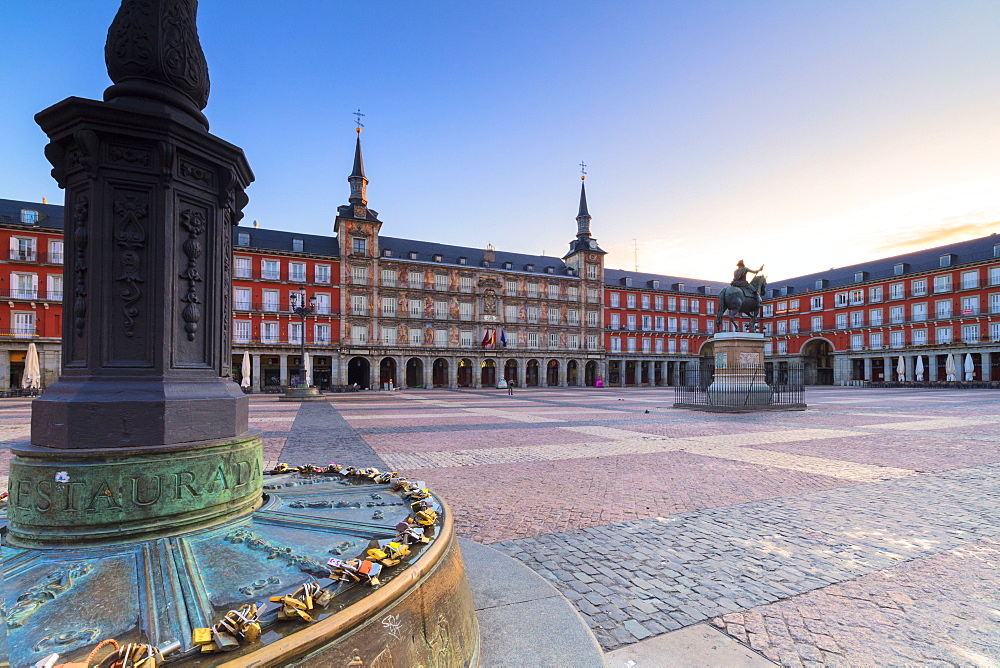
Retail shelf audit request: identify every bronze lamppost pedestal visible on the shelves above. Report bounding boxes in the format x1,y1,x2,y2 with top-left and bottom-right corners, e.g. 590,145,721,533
2,2,477,665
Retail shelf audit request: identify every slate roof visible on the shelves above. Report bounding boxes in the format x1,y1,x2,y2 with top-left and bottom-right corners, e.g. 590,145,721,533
0,199,65,229
604,267,729,294
233,226,339,256
378,235,573,274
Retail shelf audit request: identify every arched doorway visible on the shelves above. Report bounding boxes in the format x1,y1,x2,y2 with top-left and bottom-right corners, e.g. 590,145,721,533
457,358,473,387
481,359,496,387
432,358,449,388
801,339,834,385
546,360,559,386
379,358,397,388
406,358,424,388
585,361,598,386
566,360,579,386
347,357,370,388
504,359,519,386
526,359,540,387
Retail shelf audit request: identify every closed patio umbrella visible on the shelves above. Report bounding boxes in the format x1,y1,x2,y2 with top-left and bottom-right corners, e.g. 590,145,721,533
945,353,957,382
22,342,40,389
964,353,975,382
915,355,924,382
241,350,251,389
303,352,312,387
896,356,905,382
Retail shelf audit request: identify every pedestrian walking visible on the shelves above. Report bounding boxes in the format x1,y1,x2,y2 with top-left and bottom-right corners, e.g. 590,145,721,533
508,381,514,396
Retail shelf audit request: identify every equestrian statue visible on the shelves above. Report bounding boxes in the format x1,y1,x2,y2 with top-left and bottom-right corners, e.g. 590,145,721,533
716,260,767,332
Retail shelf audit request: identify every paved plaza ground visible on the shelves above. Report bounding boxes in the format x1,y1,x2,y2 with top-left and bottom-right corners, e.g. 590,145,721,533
2,386,999,666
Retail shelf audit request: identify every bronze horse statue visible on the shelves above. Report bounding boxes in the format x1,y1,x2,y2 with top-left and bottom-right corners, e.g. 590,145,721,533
716,274,767,332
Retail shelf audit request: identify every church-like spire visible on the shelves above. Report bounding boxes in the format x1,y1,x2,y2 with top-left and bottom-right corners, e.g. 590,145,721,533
576,178,592,237
348,113,368,205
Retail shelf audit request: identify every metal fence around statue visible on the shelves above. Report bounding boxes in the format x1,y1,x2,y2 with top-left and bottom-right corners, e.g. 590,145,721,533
673,363,805,411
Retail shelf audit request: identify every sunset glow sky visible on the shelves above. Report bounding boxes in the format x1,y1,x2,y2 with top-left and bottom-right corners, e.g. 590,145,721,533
3,1,1000,282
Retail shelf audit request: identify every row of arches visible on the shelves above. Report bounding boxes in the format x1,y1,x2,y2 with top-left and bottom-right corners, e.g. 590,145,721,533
346,357,600,389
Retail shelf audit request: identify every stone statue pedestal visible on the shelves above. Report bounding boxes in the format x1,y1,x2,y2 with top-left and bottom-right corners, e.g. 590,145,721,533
706,331,773,409
280,386,325,402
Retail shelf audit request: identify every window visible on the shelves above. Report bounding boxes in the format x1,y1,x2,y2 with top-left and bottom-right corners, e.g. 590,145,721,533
610,313,621,329
667,339,677,353
626,293,636,308
655,316,665,331
292,238,303,252
505,305,518,322
409,270,424,288
459,330,473,347
668,317,678,332
939,254,952,267
668,297,677,311
586,264,599,280
234,321,252,343
680,340,689,353
460,276,473,293
627,337,636,352
434,301,448,319
706,301,714,315
381,269,397,287
869,309,883,326
851,334,863,351
641,294,651,309
763,323,773,335
7,236,34,262
654,295,664,310
849,290,864,305
991,293,1000,314
568,309,580,325
408,251,419,261
641,315,651,331
789,319,799,334
237,232,250,246
935,300,951,319
383,327,398,345
433,254,443,263
680,298,689,312
990,266,1000,286
315,264,331,283
911,303,926,321
610,337,621,352
835,292,848,307
889,330,904,348
961,296,979,316
811,316,823,332
352,325,368,345
315,323,331,344
777,321,787,335
691,300,700,314
234,287,252,310
46,274,63,301
383,249,393,258
626,314,636,330
352,237,367,255
261,322,279,344
836,313,847,329
850,311,864,327
289,322,303,344
351,294,368,315
235,256,252,278
527,332,539,348
409,328,423,345
587,311,599,327
587,287,599,303
868,286,882,302
933,275,952,293
505,280,518,295
889,282,904,299
405,299,419,317
548,283,560,300
961,271,979,290
262,259,280,280
527,283,539,298
262,290,279,312
680,318,689,333
527,306,539,323
991,321,1000,342
935,326,952,344
764,342,773,355
889,305,904,324
48,240,63,264
289,262,306,282
654,339,663,353
962,324,979,343
869,332,883,349
549,333,560,348
314,293,331,314
460,302,473,320
567,286,579,301
642,338,651,352
434,275,448,291
912,329,927,346
351,265,368,284
381,297,396,317
434,329,448,346
21,209,39,225
508,331,520,348
457,256,466,265
609,292,620,307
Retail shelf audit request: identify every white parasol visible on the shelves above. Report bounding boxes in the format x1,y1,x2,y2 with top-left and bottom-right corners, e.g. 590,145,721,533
896,356,905,382
303,352,312,387
22,342,40,389
964,353,975,382
240,350,251,389
945,353,957,382
915,356,924,381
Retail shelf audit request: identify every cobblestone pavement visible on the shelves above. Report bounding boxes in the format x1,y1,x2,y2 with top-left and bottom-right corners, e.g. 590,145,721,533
3,386,1000,665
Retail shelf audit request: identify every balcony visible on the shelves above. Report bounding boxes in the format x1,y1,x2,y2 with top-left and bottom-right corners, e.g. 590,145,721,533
235,302,339,315
0,328,38,338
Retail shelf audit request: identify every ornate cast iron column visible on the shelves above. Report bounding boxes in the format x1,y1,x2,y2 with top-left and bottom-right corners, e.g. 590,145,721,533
9,0,260,547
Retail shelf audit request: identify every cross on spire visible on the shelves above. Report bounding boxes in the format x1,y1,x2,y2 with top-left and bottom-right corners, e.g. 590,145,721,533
353,108,365,133
579,161,587,180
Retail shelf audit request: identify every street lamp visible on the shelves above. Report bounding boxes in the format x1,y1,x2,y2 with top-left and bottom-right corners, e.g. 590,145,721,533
290,288,316,387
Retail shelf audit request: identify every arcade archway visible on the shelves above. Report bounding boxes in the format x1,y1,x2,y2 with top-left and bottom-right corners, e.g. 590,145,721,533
801,339,834,385
406,358,424,388
585,360,598,386
481,359,496,387
457,358,474,387
432,358,449,387
379,358,397,387
526,359,540,387
347,357,370,388
567,359,579,386
504,359,519,386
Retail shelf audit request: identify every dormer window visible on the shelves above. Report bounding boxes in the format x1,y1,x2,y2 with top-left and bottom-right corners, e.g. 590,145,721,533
623,277,632,287
292,238,304,252
894,263,907,276
854,271,866,282
939,254,952,267
650,280,659,289
21,209,39,225
525,263,534,272
503,262,513,270
237,232,250,246
433,254,443,262
409,251,418,260
815,279,827,289
458,256,467,265
545,266,554,274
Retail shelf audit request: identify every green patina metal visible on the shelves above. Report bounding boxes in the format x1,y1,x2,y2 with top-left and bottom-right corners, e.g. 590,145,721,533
7,434,263,547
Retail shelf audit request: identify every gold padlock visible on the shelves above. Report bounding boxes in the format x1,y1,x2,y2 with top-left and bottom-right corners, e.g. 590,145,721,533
192,628,213,645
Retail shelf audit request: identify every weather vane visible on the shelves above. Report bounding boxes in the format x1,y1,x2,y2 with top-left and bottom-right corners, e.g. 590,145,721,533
353,108,365,133
579,160,587,180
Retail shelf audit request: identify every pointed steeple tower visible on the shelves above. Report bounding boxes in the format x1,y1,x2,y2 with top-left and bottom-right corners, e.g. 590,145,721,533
348,131,368,205
576,178,592,239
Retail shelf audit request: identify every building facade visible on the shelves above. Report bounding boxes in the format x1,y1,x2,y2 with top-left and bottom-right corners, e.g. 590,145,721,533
4,137,1000,390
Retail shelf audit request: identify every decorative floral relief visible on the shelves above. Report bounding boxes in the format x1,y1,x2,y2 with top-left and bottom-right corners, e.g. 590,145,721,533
113,196,148,338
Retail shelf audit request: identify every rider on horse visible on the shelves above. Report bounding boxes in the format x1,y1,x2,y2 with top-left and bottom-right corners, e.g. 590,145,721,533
732,260,764,305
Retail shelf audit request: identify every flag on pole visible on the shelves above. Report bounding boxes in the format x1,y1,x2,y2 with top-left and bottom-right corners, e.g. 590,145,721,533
500,329,507,347
481,331,491,348
487,330,496,348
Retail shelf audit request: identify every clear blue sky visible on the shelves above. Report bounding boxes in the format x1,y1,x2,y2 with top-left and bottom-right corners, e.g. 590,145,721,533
4,1,1000,282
